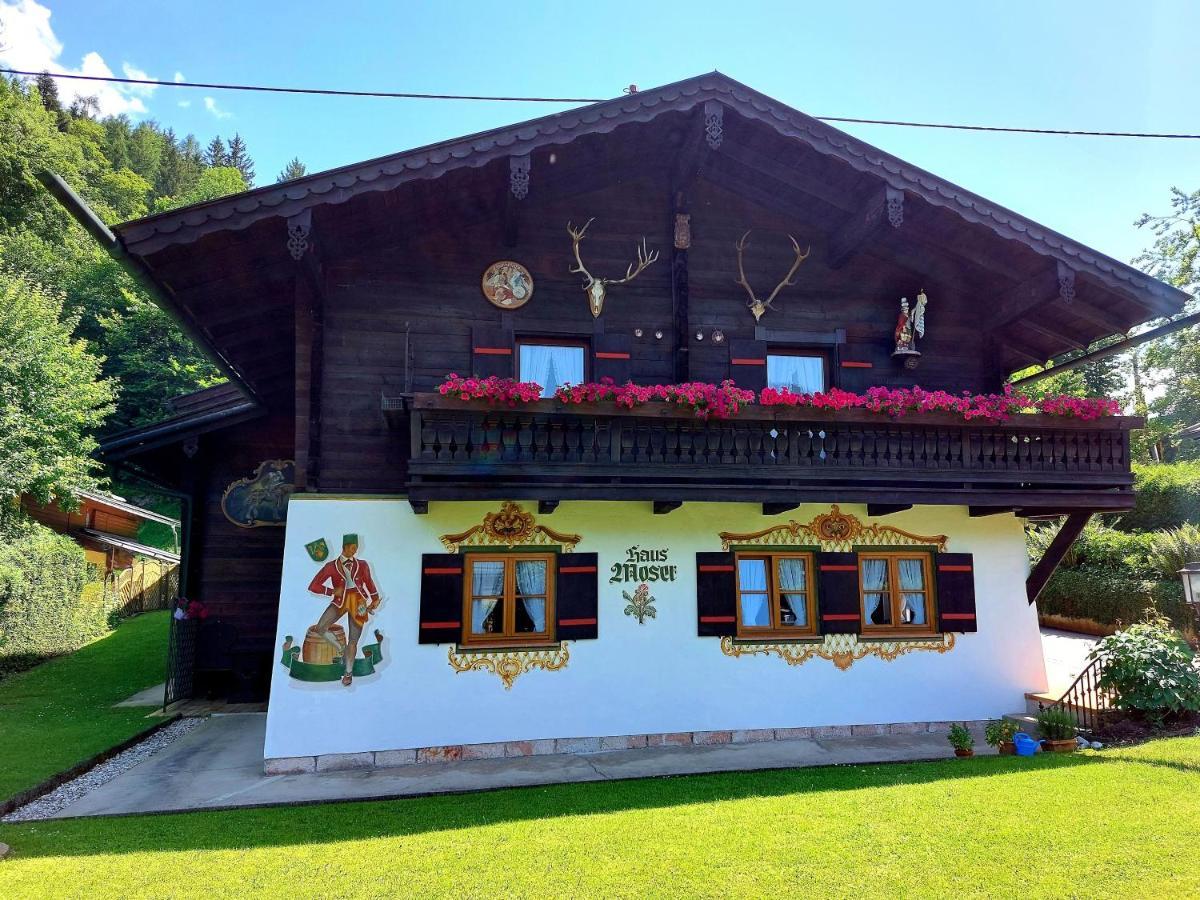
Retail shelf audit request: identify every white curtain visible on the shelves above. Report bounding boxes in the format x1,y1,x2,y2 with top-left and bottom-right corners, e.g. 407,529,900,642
777,558,807,591
470,561,504,633
515,559,547,632
861,559,890,625
898,559,926,624
768,355,825,393
520,345,585,397
738,558,770,626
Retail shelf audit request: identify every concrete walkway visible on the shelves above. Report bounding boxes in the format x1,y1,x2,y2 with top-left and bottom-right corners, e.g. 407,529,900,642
52,714,994,819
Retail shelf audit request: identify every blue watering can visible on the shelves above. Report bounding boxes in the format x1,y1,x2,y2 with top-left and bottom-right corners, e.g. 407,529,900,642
1012,732,1041,756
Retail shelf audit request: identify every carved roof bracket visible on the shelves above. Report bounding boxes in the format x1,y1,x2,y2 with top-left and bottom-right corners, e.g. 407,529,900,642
286,209,312,261
704,100,723,149
1057,261,1076,304
509,154,530,200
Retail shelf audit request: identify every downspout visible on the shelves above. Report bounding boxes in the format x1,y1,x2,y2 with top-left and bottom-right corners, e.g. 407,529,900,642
35,169,261,406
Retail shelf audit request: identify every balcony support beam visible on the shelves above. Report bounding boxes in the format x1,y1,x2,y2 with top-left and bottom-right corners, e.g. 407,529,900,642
762,502,799,516
867,504,911,517
1026,512,1090,605
653,500,683,515
537,500,559,515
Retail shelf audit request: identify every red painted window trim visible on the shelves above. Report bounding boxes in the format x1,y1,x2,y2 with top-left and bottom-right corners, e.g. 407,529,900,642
559,617,597,626
941,612,977,620
938,565,973,573
559,566,598,574
840,360,873,368
699,565,735,572
473,347,513,356
423,567,462,575
594,352,631,360
819,565,857,572
821,613,861,621
731,357,767,366
421,621,461,629
700,615,736,623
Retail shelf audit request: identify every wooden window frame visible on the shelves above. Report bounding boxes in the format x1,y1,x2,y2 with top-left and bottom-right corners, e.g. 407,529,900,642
766,348,831,393
857,551,937,636
516,336,590,390
461,552,557,648
733,551,818,639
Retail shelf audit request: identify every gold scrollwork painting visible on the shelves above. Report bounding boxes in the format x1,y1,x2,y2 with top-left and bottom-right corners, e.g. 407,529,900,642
719,504,947,552
220,459,295,528
440,501,581,553
448,642,570,689
720,632,954,671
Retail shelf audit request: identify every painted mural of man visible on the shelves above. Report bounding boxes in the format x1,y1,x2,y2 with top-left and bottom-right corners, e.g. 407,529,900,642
308,534,381,686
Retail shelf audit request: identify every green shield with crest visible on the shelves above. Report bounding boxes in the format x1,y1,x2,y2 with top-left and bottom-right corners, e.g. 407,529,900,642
305,538,329,562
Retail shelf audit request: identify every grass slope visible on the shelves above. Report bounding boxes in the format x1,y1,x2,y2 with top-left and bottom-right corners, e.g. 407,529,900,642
0,611,168,803
2,733,1199,898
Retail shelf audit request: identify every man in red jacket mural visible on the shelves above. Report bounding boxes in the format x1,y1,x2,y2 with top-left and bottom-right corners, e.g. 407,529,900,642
308,534,381,685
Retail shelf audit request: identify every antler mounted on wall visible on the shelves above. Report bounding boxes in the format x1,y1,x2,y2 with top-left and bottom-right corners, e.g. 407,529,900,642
734,230,811,321
567,218,660,318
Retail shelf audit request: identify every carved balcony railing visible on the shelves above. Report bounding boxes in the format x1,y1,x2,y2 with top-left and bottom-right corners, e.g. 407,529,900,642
401,394,1140,510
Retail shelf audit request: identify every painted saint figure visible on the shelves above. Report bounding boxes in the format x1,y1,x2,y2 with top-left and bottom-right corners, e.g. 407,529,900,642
892,289,928,359
308,534,381,686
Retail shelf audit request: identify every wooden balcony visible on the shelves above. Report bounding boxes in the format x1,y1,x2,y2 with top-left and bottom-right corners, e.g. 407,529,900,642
403,394,1140,514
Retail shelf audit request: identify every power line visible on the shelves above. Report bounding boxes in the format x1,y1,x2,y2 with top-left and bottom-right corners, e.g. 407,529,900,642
7,67,1200,139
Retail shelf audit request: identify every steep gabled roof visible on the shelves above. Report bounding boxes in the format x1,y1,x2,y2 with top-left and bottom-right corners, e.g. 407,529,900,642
115,71,1185,309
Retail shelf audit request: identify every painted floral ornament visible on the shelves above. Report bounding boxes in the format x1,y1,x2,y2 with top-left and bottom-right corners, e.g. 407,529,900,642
622,583,657,624
481,260,533,310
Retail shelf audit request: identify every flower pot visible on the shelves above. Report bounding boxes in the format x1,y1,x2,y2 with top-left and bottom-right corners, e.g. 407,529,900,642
997,741,1016,756
953,748,974,758
1042,738,1077,753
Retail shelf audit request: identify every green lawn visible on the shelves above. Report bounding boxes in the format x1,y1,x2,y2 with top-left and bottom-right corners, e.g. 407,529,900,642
3,733,1200,898
0,611,168,803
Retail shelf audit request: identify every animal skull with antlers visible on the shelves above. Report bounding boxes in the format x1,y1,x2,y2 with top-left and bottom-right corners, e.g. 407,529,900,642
567,218,660,318
734,230,811,321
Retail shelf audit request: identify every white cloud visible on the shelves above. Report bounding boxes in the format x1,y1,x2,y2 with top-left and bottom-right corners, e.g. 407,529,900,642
0,0,156,116
203,96,231,119
173,71,185,83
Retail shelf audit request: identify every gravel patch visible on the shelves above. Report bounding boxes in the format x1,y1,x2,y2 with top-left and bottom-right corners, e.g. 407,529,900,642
3,717,205,822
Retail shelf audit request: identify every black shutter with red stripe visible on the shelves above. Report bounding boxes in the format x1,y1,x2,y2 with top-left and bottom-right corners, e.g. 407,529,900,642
471,326,513,379
728,339,768,392
556,553,599,640
418,553,463,644
817,551,861,635
936,552,978,633
593,333,632,385
696,551,737,637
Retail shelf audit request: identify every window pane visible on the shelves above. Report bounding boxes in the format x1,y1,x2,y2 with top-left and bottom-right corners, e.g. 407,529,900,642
471,597,504,634
900,593,927,625
515,559,547,595
767,354,825,393
738,558,768,592
865,593,891,626
740,593,771,627
471,560,504,597
780,594,808,627
519,344,585,397
777,558,807,591
898,559,925,590
516,597,547,633
860,559,889,592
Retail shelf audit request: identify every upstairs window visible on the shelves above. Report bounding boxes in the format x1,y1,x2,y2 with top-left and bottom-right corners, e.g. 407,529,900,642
735,552,817,638
518,340,586,397
767,351,827,394
859,553,932,633
463,553,555,646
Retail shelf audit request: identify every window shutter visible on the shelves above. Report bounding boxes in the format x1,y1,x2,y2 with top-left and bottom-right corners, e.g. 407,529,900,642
936,552,978,633
817,551,861,635
728,339,768,392
418,554,463,644
696,551,737,637
593,333,632,385
471,326,513,379
556,553,599,640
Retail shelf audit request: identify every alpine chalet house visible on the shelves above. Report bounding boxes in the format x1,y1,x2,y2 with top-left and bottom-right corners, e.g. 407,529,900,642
63,74,1186,772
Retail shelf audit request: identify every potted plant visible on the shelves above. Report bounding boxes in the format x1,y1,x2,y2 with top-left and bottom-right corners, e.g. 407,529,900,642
985,719,1017,755
947,722,975,757
1036,707,1078,752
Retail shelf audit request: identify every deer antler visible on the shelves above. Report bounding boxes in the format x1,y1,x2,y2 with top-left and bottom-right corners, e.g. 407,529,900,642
606,238,660,286
734,230,811,320
567,218,596,285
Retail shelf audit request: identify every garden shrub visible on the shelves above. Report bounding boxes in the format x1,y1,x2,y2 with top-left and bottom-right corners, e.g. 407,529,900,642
0,519,112,676
1037,566,1193,633
1027,520,1156,575
1118,462,1200,532
1091,614,1200,725
1146,524,1200,579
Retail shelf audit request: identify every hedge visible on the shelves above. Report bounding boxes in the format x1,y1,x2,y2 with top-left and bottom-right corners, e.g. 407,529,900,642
1118,462,1200,532
1037,565,1193,634
0,521,112,676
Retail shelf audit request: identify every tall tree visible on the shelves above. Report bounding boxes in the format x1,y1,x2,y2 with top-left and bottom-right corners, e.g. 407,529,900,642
226,133,255,187
127,121,164,186
204,135,227,168
154,128,185,198
276,157,308,183
34,71,60,114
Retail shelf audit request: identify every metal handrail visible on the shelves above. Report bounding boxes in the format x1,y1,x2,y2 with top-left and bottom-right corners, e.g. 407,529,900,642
1040,654,1114,733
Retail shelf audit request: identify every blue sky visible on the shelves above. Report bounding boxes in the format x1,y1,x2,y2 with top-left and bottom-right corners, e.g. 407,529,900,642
3,0,1199,264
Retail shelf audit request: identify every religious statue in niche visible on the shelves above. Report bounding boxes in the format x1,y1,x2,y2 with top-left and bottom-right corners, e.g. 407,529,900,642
279,533,385,686
221,460,294,527
567,218,660,317
481,260,533,310
892,289,928,368
622,583,657,625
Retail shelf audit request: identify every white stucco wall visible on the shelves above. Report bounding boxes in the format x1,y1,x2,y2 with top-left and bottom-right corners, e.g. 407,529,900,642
263,498,1047,760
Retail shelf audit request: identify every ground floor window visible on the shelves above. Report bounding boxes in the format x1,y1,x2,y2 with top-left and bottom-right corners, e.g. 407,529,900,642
463,553,555,646
859,553,932,633
735,552,816,638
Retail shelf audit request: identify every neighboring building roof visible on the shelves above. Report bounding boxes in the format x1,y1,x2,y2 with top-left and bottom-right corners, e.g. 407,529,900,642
114,71,1185,310
75,489,179,527
79,528,181,564
99,382,262,461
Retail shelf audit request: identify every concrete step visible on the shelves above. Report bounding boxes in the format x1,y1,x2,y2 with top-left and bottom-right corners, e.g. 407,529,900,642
1004,712,1040,735
1024,691,1107,717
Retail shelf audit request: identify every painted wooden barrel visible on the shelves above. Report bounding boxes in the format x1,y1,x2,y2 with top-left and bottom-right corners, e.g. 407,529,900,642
302,624,346,665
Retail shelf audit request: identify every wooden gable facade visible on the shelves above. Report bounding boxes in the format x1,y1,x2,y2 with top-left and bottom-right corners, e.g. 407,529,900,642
92,73,1188,700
